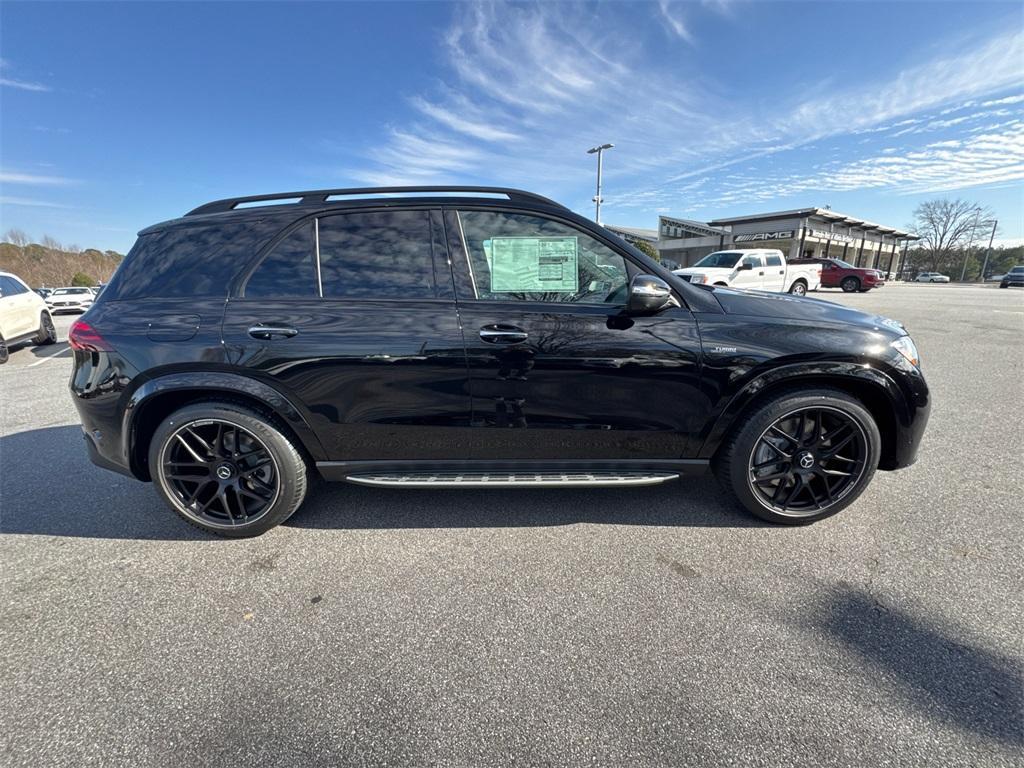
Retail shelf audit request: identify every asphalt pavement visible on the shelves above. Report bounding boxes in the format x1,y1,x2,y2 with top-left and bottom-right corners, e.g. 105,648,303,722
1,283,1022,767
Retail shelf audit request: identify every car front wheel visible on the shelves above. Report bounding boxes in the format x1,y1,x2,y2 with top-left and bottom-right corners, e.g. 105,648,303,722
0,334,8,365
149,402,309,537
714,388,881,524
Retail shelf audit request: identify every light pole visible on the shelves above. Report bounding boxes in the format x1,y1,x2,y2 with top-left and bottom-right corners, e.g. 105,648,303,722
959,207,982,281
587,143,613,225
978,219,998,282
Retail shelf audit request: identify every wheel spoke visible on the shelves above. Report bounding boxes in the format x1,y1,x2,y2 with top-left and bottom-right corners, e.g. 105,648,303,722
768,425,798,445
174,433,207,463
753,470,790,484
753,458,786,471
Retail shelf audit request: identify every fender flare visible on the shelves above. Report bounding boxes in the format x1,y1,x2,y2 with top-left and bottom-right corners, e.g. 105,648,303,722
698,361,908,459
122,371,328,476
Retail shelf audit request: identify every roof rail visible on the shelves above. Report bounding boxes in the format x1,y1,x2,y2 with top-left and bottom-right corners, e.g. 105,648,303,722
185,186,568,217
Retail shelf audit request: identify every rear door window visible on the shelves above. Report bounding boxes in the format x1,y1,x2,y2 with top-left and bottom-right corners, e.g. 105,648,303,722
245,221,317,298
317,210,436,299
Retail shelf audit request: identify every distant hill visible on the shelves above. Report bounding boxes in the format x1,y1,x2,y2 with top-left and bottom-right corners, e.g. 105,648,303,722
0,242,124,288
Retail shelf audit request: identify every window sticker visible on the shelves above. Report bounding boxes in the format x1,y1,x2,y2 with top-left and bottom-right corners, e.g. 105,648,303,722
488,237,579,293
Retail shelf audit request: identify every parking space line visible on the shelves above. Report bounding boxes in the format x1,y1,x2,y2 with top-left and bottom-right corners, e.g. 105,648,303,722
27,347,71,367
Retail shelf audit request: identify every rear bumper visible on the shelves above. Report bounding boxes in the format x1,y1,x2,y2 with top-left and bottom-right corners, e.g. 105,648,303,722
82,428,135,478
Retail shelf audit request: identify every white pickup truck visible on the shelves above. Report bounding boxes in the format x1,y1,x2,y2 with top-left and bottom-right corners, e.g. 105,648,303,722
673,249,822,295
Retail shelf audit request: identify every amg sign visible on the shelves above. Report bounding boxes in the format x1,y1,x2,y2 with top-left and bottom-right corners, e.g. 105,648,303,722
734,230,794,242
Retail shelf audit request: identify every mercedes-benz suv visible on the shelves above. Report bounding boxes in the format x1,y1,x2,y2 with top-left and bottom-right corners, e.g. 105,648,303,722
69,187,930,537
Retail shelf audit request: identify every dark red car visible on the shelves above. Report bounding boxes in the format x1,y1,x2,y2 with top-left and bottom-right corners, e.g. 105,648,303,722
791,258,886,292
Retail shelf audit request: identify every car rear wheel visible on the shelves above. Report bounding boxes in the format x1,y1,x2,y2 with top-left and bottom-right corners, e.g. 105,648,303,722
714,388,880,524
34,312,57,345
788,280,807,296
840,277,860,292
149,402,308,537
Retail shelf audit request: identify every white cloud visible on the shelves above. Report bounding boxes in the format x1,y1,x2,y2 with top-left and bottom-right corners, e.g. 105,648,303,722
0,196,71,209
0,60,50,92
0,171,75,186
343,3,1024,212
658,1,695,44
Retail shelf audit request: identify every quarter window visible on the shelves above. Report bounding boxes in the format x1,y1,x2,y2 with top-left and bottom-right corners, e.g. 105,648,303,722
317,210,435,299
0,276,28,295
457,211,630,304
245,221,317,298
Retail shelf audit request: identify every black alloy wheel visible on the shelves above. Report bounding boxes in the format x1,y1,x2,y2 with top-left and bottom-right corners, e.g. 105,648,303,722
150,402,309,537
747,406,868,518
159,419,280,528
841,277,860,292
714,388,880,524
35,312,57,345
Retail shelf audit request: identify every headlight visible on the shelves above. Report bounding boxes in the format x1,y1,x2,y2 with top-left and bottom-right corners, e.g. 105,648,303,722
891,336,920,368
692,274,708,284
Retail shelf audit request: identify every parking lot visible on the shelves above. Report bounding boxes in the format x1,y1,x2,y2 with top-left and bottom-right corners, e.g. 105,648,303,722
1,282,1021,766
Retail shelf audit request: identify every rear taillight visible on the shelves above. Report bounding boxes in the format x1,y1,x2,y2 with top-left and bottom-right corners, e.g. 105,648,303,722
68,319,112,352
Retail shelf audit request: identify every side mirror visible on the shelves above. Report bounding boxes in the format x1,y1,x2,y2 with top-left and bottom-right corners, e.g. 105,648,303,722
626,274,673,315
737,263,752,271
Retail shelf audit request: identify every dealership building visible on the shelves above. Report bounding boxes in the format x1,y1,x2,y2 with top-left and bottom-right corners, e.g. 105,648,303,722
612,208,919,275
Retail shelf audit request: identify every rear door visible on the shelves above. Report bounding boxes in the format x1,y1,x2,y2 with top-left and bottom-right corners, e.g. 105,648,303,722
732,253,765,290
221,208,471,461
763,253,786,292
446,207,705,461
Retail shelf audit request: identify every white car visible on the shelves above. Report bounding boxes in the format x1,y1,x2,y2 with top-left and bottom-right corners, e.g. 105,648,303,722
0,271,57,364
915,272,951,283
673,249,822,295
46,286,96,314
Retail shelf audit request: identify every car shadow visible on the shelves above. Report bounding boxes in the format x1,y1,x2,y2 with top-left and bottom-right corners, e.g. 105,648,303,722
24,340,70,358
0,426,763,540
811,586,1024,747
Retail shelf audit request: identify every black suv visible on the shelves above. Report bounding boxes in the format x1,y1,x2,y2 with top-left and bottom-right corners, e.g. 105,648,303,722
69,187,930,537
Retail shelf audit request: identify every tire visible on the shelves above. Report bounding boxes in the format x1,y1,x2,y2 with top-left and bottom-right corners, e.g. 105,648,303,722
999,284,1008,289
33,311,57,345
0,335,8,365
788,280,807,296
840,277,860,293
149,402,308,537
713,388,881,525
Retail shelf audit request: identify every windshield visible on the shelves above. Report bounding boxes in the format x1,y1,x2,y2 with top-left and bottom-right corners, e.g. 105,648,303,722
53,288,90,295
693,252,741,269
1010,267,1024,274
832,259,855,269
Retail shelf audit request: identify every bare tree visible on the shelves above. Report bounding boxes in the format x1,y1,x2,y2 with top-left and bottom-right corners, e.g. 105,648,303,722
910,199,993,274
40,235,63,252
3,228,29,246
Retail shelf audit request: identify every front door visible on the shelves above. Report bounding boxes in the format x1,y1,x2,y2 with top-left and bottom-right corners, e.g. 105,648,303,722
0,275,36,338
444,208,705,461
732,253,765,290
221,208,471,461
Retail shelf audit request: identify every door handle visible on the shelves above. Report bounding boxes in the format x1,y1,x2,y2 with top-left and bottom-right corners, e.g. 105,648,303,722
758,271,765,276
479,324,528,344
248,325,299,340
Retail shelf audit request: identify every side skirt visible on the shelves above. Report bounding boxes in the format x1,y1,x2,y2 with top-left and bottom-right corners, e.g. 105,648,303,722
316,458,709,485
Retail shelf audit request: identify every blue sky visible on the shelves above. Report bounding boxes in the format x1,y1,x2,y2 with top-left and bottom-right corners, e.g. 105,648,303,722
1,1,1022,253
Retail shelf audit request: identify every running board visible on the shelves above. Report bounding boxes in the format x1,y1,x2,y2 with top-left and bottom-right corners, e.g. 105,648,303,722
345,472,680,488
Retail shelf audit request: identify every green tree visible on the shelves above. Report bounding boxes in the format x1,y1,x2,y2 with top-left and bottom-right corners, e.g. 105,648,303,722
71,272,93,286
632,238,661,262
